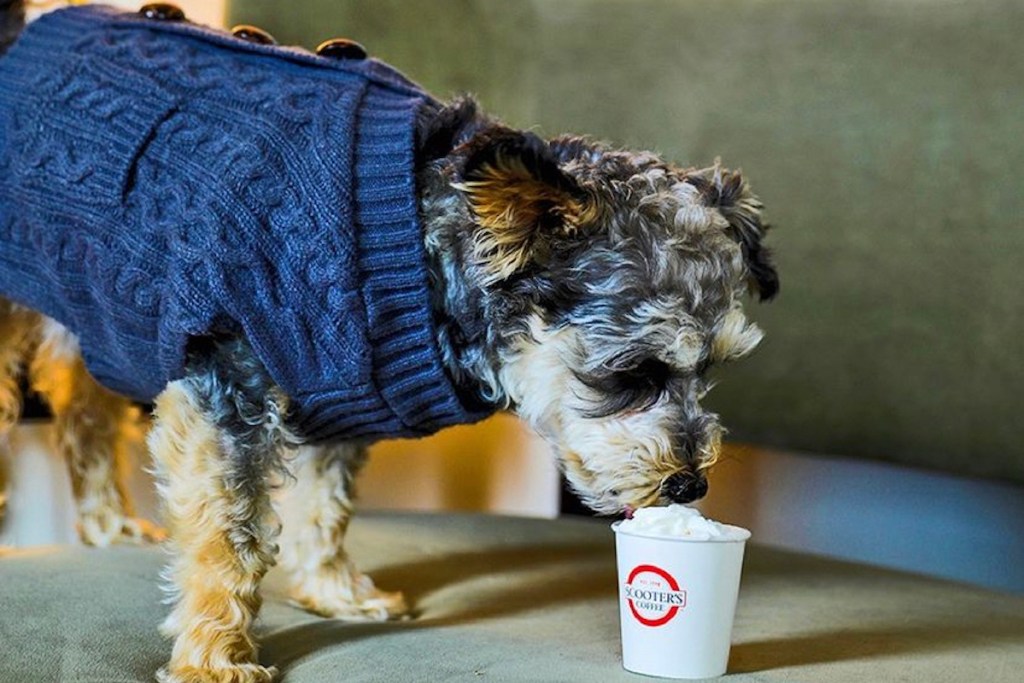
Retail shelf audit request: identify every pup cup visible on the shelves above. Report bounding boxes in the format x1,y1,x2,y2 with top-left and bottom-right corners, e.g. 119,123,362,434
612,505,750,679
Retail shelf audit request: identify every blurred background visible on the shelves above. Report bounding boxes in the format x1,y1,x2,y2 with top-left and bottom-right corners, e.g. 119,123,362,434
2,0,1022,593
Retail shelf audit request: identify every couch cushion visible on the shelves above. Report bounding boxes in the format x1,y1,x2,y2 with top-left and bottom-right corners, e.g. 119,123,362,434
1,512,1022,682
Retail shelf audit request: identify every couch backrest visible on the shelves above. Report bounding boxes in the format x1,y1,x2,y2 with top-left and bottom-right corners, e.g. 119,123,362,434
230,0,1024,484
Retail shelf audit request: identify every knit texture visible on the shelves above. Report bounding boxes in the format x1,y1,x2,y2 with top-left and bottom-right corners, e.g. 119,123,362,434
0,4,492,441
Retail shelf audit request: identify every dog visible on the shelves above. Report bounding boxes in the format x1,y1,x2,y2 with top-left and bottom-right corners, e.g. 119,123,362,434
0,2,778,682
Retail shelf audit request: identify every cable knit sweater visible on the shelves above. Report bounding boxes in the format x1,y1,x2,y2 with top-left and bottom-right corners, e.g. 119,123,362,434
0,5,492,441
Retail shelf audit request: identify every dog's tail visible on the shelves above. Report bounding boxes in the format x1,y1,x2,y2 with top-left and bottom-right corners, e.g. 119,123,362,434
0,0,25,57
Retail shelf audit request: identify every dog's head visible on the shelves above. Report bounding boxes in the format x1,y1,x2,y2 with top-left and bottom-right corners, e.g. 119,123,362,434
418,108,777,515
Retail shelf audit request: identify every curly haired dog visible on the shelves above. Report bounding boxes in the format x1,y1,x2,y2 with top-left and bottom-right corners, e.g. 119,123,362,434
0,3,777,682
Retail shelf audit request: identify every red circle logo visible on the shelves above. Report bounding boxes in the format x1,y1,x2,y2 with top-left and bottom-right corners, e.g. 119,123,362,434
623,564,687,627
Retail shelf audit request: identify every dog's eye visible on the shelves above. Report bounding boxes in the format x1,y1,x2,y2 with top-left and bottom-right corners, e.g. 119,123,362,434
609,358,672,395
576,358,671,418
628,358,672,392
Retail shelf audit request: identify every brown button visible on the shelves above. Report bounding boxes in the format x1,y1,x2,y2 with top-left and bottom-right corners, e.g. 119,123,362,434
139,3,186,21
316,38,367,60
231,25,277,45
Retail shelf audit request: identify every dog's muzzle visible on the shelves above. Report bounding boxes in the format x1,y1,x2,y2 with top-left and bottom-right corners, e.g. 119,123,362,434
662,470,708,504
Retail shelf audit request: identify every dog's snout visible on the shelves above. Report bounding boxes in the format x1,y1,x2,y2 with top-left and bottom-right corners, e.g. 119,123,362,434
673,430,698,462
662,471,708,504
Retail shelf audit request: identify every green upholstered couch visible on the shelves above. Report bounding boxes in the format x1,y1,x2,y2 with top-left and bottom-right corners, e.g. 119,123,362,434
3,512,1024,682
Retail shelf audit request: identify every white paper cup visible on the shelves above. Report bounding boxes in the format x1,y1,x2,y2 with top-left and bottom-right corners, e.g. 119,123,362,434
612,520,750,679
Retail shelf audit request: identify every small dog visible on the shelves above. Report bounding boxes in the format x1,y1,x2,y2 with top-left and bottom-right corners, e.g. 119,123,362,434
0,3,777,682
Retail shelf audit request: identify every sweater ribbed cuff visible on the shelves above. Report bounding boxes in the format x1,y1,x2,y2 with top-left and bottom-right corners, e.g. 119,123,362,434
354,87,488,435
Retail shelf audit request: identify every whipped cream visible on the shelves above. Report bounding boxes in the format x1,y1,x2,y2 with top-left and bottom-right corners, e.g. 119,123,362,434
617,504,748,541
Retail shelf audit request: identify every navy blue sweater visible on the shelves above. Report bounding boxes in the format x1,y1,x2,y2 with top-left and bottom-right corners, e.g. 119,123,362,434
0,5,491,441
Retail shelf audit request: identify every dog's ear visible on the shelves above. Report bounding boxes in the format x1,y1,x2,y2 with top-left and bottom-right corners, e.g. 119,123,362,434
693,169,779,301
457,129,593,284
416,96,481,167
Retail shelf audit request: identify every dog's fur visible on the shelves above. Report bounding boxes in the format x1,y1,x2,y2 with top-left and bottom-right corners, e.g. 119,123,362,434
0,3,777,681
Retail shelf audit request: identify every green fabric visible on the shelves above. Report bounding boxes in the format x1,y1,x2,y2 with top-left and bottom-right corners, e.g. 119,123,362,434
228,0,1024,484
1,512,1023,682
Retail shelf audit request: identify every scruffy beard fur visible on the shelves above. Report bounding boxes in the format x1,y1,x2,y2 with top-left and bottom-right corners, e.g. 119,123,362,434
417,99,777,514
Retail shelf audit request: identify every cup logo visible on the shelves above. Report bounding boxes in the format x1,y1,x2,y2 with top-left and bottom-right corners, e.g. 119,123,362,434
623,564,687,627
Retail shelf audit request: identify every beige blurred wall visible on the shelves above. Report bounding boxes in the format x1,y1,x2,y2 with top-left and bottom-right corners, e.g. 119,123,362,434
0,414,561,547
361,415,560,517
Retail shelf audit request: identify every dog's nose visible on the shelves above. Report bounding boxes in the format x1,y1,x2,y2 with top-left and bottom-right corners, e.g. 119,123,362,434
662,471,708,504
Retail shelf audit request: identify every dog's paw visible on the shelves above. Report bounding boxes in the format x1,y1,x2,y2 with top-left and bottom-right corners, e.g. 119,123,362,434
295,584,408,622
78,510,167,547
331,584,408,622
156,663,276,683
289,562,408,622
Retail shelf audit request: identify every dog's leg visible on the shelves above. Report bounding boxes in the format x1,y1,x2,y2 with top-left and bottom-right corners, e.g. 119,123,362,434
277,443,407,621
28,319,160,546
0,299,37,526
150,358,287,683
